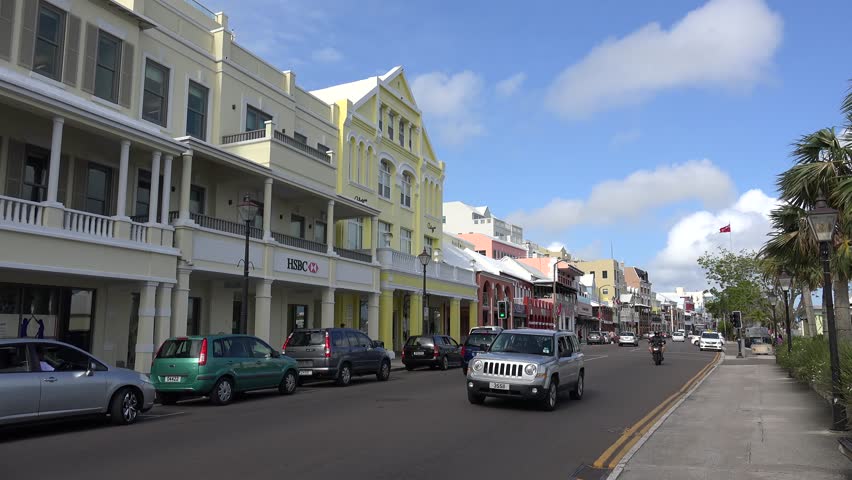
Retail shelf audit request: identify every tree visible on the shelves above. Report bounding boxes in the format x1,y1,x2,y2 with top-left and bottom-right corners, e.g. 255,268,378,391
697,248,770,326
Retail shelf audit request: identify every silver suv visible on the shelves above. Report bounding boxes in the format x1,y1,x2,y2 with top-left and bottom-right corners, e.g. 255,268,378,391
466,329,584,411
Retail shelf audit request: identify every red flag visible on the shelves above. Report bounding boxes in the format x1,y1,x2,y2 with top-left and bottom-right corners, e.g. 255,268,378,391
719,224,731,233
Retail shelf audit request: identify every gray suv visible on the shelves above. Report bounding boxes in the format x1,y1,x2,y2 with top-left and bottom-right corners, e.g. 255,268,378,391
466,329,584,411
282,328,391,386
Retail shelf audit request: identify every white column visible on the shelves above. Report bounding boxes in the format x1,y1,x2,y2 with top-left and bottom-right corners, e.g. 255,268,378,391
326,200,335,253
116,140,130,218
321,287,335,328
171,267,191,337
254,279,273,343
135,282,158,373
154,284,173,348
160,154,173,223
46,117,64,204
148,151,161,224
368,292,380,340
263,178,273,241
370,216,378,260
179,151,193,221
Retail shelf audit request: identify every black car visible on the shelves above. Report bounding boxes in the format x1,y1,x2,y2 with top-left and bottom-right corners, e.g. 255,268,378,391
402,335,462,371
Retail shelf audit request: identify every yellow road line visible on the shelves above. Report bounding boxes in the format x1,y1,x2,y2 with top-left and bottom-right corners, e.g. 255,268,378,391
592,353,719,469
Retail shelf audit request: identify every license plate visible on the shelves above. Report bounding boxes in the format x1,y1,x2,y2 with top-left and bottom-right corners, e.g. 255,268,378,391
164,376,181,383
489,382,509,390
413,351,425,356
298,369,313,376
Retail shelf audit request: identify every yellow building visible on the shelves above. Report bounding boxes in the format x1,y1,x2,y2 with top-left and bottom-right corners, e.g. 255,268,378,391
312,67,478,350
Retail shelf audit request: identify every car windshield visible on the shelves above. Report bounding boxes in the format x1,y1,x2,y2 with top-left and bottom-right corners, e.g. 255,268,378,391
489,333,554,356
158,339,201,358
289,331,325,346
465,333,498,347
701,332,719,339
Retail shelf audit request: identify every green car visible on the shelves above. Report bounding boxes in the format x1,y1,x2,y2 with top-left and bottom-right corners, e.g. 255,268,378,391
150,334,298,406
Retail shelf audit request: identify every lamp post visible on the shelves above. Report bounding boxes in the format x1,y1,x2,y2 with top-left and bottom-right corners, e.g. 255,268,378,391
553,259,569,330
779,270,792,356
237,195,259,335
418,248,431,334
767,291,779,355
807,196,847,431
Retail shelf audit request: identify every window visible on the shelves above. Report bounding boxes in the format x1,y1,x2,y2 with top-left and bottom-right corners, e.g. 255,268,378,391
85,163,111,215
36,343,98,372
400,228,412,254
424,236,434,255
314,221,327,244
348,218,363,249
409,129,412,150
135,170,151,217
94,30,121,103
602,270,608,279
189,185,205,215
187,297,201,336
400,173,412,207
294,132,307,144
33,2,65,81
186,81,208,140
246,105,272,132
602,288,609,295
388,113,394,140
332,330,349,347
379,221,391,247
378,112,383,132
0,345,30,373
290,214,305,239
317,143,330,154
22,147,49,202
249,338,274,359
399,118,405,147
356,333,372,348
378,161,391,199
142,59,169,126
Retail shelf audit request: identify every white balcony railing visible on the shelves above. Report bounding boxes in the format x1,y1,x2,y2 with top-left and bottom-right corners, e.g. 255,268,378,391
129,222,148,243
63,209,114,238
377,248,475,284
0,195,42,226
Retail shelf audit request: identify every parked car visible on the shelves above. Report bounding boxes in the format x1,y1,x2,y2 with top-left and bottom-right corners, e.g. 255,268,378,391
152,334,299,406
469,326,504,334
466,329,584,411
618,332,638,347
690,334,701,345
750,337,775,355
461,330,501,374
586,331,606,345
671,332,686,342
402,334,462,371
0,339,155,426
699,332,724,352
282,328,391,387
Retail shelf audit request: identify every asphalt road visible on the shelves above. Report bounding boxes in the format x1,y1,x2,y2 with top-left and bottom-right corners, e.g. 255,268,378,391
0,340,716,480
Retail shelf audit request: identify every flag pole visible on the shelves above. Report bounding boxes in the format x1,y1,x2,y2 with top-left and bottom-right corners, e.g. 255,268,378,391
729,219,733,251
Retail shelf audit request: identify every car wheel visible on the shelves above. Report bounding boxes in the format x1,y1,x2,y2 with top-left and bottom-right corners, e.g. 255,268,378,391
440,356,449,371
158,392,179,405
209,377,234,406
570,373,584,400
278,370,297,395
110,387,141,425
336,363,352,387
542,377,559,411
467,389,485,405
377,360,391,382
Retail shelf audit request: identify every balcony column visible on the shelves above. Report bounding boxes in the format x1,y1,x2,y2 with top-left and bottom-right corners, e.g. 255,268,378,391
116,140,130,218
469,300,479,328
370,216,378,260
160,154,173,224
134,281,158,373
450,298,461,342
254,279,273,343
171,267,191,337
321,287,335,328
368,292,380,340
326,200,335,254
263,178,273,241
45,117,64,205
409,293,423,336
148,152,161,224
178,151,193,222
154,283,173,349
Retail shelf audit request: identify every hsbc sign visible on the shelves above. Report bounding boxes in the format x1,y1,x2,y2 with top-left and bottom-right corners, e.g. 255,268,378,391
274,253,328,278
287,258,320,274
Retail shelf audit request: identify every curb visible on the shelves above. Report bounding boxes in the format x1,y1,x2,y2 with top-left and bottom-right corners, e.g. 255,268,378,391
606,351,724,480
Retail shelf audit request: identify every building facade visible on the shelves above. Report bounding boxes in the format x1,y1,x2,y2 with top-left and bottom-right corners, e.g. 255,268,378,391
442,201,524,245
457,232,526,260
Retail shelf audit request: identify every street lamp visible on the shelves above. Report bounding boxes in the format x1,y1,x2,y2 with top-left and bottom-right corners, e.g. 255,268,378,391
418,248,431,334
778,269,792,356
807,196,847,431
237,195,259,334
767,291,779,353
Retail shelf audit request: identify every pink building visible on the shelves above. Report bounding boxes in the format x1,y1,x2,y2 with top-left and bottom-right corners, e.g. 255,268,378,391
457,233,526,260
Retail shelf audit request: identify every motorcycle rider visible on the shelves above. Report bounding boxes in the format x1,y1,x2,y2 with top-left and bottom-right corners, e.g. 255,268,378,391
648,330,666,361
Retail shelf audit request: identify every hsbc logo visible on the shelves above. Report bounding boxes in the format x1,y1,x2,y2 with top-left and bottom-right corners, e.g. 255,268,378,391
287,258,320,274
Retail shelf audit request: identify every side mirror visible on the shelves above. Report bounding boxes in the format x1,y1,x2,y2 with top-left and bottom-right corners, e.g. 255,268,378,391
85,362,96,376
372,340,384,349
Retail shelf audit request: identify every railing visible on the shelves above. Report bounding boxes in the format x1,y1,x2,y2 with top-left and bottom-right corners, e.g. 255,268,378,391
272,232,327,253
130,214,147,223
273,131,331,163
222,129,265,144
129,222,148,243
389,249,417,272
0,195,43,226
191,213,262,239
334,247,372,263
184,0,216,19
63,210,114,238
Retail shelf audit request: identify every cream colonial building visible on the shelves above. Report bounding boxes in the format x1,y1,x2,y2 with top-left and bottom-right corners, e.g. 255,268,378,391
0,0,387,372
312,67,478,352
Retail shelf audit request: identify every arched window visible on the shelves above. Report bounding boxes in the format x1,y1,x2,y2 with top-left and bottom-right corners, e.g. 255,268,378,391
357,142,364,184
401,172,412,208
378,161,391,199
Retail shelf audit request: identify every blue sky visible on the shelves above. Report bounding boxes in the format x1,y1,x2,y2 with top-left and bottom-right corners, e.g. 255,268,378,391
205,0,852,290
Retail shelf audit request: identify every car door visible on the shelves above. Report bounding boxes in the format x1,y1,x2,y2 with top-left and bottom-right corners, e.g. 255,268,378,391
557,336,574,390
0,343,41,425
569,335,583,382
346,331,367,373
35,343,107,418
445,336,462,365
246,338,282,389
227,337,257,390
357,333,381,373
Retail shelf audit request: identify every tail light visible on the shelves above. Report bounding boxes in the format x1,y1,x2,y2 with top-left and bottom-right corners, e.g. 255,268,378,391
460,345,466,358
324,331,331,358
198,338,208,366
282,333,292,355
433,344,439,358
401,349,405,360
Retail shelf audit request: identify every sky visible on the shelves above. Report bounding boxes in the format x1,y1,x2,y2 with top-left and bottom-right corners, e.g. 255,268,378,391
204,0,852,292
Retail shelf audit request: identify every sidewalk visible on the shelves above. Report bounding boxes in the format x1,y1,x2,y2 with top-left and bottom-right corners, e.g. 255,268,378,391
614,347,852,479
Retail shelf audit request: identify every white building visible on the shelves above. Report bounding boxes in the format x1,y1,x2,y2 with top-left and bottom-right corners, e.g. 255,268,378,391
442,201,524,245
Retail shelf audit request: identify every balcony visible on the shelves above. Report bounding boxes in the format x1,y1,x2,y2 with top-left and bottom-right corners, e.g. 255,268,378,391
334,247,372,263
376,248,475,284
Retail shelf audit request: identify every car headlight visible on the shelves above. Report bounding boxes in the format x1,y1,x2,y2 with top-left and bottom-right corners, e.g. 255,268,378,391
524,364,537,376
139,373,152,384
472,360,483,372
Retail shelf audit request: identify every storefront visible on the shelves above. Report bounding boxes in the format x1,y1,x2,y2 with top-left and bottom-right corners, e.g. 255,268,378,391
0,283,96,352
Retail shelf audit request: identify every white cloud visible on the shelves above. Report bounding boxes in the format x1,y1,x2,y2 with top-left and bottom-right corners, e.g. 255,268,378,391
311,47,343,63
411,71,485,146
545,0,783,118
496,72,526,97
650,189,781,291
508,159,736,232
610,128,641,146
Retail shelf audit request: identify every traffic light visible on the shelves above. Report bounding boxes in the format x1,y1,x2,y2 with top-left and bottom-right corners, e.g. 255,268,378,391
731,311,742,329
497,300,508,320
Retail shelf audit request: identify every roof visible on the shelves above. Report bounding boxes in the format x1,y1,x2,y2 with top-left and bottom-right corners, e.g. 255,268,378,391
463,248,504,276
310,66,403,105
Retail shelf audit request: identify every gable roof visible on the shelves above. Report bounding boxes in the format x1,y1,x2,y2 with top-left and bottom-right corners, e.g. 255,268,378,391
310,66,406,107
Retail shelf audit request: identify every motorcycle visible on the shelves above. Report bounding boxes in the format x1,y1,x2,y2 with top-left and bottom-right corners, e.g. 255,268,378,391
650,344,664,365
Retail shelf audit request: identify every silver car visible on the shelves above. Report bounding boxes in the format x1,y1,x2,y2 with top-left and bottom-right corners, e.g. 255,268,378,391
466,329,584,411
0,339,156,426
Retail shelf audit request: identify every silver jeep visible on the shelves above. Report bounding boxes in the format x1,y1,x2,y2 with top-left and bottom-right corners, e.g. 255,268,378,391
465,329,584,411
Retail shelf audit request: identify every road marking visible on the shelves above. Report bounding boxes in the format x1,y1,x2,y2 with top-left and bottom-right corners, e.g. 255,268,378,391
140,411,186,420
592,353,719,469
583,355,609,362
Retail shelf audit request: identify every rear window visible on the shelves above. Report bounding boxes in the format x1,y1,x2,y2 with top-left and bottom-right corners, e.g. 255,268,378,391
159,339,201,358
465,333,497,346
621,332,635,337
289,331,326,346
406,336,434,347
